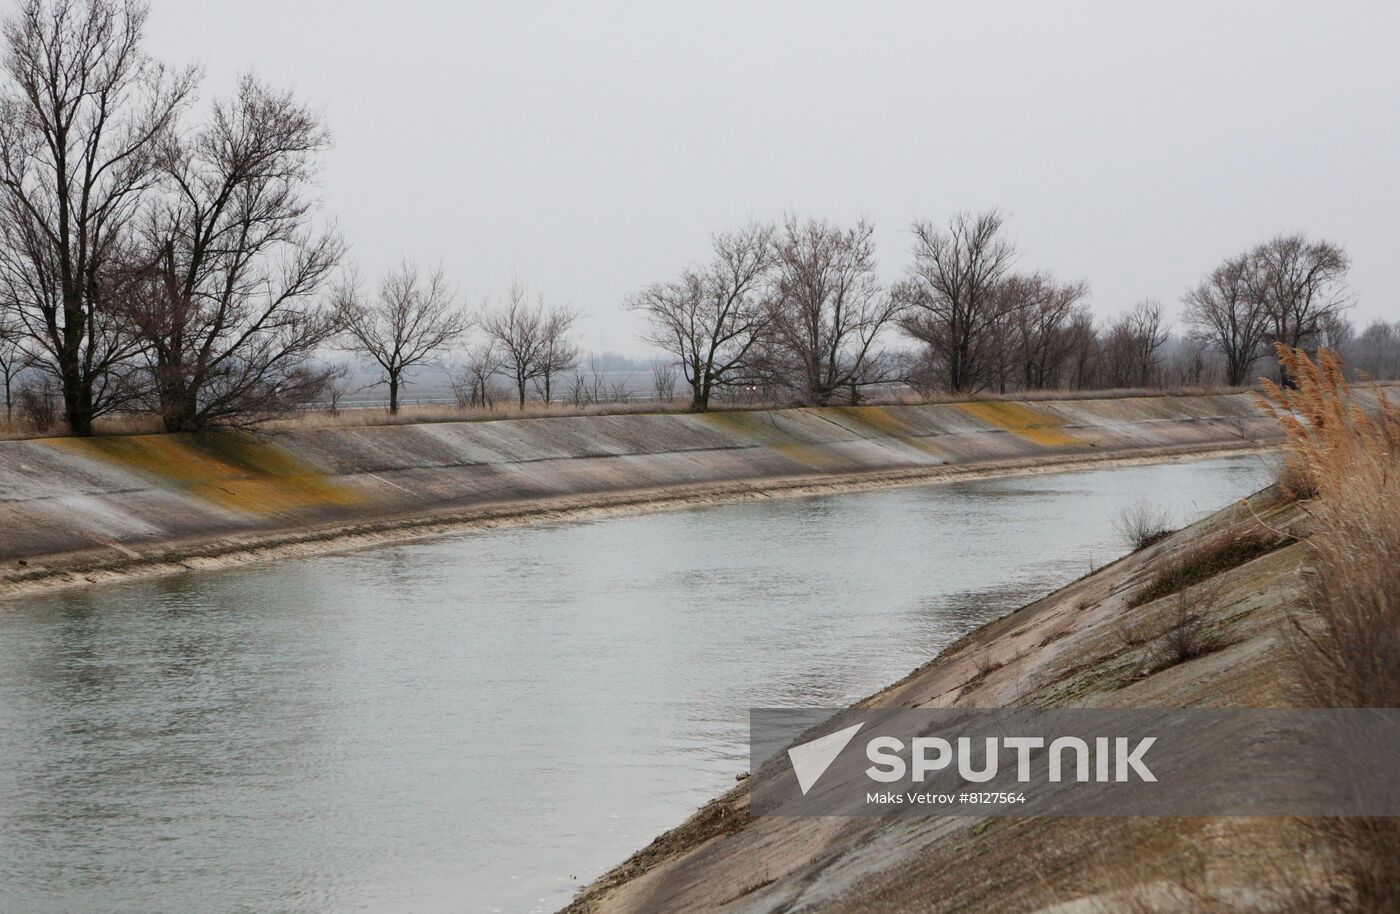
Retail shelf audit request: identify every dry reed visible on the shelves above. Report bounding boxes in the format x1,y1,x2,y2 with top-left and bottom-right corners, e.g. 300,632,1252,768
1260,346,1400,913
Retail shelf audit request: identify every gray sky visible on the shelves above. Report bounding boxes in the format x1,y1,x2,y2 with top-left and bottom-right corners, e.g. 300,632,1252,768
147,0,1399,354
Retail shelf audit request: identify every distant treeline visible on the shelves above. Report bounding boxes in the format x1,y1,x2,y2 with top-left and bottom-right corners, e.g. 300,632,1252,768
0,1,1394,436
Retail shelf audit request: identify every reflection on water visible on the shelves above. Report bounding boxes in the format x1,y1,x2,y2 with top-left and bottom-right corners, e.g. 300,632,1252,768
0,456,1270,914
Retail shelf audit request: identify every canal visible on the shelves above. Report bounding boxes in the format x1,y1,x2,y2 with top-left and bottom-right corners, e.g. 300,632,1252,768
0,455,1269,914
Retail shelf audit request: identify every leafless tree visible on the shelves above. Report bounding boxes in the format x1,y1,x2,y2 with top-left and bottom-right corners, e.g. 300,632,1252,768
770,216,898,405
480,283,578,409
1350,320,1400,381
563,356,600,407
1106,299,1169,388
1001,272,1090,390
0,306,27,421
1166,334,1215,388
650,359,676,402
15,372,57,428
450,341,503,410
1249,234,1349,382
1183,253,1269,387
895,210,1019,393
125,75,343,430
481,284,544,409
337,263,468,414
1064,309,1102,390
627,222,775,412
0,0,197,435
322,366,348,418
532,305,580,405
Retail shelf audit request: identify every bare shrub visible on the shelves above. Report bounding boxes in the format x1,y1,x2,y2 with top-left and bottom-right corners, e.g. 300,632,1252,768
965,650,1004,687
651,360,677,402
1114,501,1175,551
16,376,59,430
1112,616,1154,651
451,343,503,410
1150,590,1226,670
1130,525,1291,608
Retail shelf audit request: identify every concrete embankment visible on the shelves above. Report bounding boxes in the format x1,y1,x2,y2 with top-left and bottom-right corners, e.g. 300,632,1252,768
563,485,1317,914
0,392,1292,596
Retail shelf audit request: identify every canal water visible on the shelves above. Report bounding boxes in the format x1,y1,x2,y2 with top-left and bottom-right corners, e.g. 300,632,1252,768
0,455,1269,914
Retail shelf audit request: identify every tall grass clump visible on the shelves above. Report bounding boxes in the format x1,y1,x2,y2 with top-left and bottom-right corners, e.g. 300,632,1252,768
1259,346,1400,912
1258,346,1400,706
1114,501,1175,551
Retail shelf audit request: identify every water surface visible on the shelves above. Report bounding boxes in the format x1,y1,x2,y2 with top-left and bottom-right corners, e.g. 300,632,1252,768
0,456,1270,913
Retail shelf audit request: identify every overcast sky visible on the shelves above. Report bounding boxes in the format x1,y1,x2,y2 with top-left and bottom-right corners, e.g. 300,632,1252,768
145,1,1398,354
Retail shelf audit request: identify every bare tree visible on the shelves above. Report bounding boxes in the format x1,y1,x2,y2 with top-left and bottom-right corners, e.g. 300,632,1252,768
451,341,503,410
1183,253,1268,387
650,359,676,402
1166,334,1215,388
770,216,898,405
1249,234,1349,382
338,263,468,414
564,356,603,407
895,210,1019,393
126,76,343,430
1350,320,1400,381
480,283,578,409
627,222,775,412
0,306,27,421
532,305,580,404
480,283,543,409
1105,300,1169,388
1002,272,1090,390
0,0,197,435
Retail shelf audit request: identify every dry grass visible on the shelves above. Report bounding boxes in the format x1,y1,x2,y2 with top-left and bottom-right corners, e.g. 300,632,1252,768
0,411,165,441
1115,501,1176,551
1129,525,1292,608
1259,347,1400,708
1259,346,1400,914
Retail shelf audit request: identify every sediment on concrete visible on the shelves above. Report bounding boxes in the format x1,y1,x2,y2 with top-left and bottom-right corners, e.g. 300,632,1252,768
0,391,1316,597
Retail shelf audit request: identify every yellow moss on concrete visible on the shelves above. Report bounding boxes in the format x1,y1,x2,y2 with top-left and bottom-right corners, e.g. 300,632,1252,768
694,410,784,441
828,405,915,438
770,441,851,471
828,406,949,458
45,432,361,514
952,401,1081,448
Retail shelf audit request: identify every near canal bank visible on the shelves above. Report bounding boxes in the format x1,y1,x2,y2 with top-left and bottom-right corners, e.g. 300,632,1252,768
565,475,1319,914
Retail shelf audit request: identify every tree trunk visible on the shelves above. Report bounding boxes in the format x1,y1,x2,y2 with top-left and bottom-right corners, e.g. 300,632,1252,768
61,362,93,437
389,372,400,414
159,370,197,432
690,384,709,413
164,399,201,433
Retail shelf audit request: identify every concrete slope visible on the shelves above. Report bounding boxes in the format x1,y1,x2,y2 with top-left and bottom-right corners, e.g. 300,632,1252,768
0,392,1300,593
